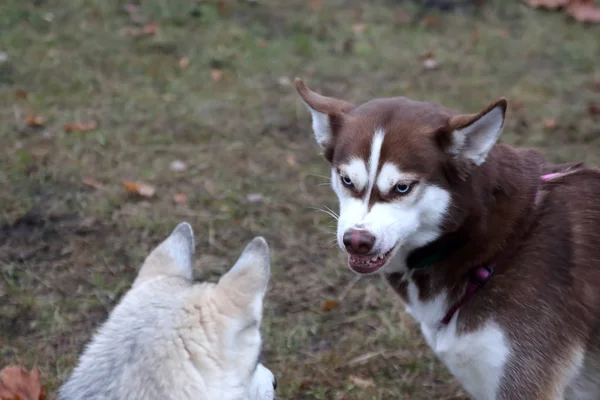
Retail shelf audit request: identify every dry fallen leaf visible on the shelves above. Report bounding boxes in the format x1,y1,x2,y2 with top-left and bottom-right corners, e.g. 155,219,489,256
173,192,188,206
82,177,105,190
24,114,44,128
594,80,600,92
320,299,340,311
211,68,223,82
257,39,270,47
123,181,156,198
178,56,190,69
29,146,51,158
14,89,28,99
423,15,439,27
169,160,187,172
0,366,46,400
352,23,365,34
216,0,232,16
143,22,158,35
589,104,600,115
286,154,297,166
543,118,556,129
119,22,157,37
309,0,323,10
348,375,376,389
246,193,263,203
566,1,600,22
64,121,97,133
419,52,438,70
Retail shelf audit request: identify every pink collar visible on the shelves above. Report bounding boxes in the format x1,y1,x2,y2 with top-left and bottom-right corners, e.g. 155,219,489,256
440,172,558,325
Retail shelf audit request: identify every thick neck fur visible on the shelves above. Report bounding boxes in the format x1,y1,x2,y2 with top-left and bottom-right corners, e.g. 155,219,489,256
387,144,547,317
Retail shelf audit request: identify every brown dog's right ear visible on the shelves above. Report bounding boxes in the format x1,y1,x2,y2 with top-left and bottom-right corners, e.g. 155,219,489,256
295,78,354,161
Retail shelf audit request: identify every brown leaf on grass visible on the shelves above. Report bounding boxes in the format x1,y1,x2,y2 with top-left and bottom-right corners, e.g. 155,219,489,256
423,15,439,27
566,1,600,22
24,114,44,128
285,154,297,167
594,80,600,92
246,193,263,203
14,89,28,99
143,22,158,35
543,118,557,129
419,52,438,70
119,22,157,37
257,39,269,47
211,69,223,82
123,181,156,198
178,56,190,69
169,160,187,171
0,366,46,400
320,299,340,311
352,23,365,34
589,104,600,115
173,192,188,206
82,177,105,190
309,0,323,10
29,146,51,158
524,0,567,9
64,122,97,133
216,0,232,16
348,375,376,389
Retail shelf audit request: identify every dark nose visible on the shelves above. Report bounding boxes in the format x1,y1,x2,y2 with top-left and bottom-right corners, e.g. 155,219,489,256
272,376,277,390
343,229,375,255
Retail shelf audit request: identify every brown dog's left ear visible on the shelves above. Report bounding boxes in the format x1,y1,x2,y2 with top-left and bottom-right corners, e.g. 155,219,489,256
295,78,354,160
439,98,507,168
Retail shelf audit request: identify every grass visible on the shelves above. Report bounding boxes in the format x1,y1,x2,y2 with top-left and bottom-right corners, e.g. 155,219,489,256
0,0,598,398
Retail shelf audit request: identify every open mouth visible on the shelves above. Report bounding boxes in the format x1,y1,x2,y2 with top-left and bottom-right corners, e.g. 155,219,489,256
348,248,394,274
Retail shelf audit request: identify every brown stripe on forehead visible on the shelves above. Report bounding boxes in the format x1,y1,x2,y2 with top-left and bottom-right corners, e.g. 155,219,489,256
331,123,374,166
378,127,445,176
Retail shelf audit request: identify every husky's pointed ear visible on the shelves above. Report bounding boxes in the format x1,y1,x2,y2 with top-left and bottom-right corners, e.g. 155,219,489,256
217,237,270,320
134,222,195,287
439,98,507,177
295,78,354,162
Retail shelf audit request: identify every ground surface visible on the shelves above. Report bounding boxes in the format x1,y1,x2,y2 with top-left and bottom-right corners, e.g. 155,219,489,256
0,0,598,399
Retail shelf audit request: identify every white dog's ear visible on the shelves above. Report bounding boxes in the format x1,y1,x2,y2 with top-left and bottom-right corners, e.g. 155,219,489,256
217,237,270,321
295,78,354,162
134,222,195,286
441,98,507,168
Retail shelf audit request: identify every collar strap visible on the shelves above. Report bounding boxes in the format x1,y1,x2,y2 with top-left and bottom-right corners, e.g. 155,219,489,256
441,265,494,325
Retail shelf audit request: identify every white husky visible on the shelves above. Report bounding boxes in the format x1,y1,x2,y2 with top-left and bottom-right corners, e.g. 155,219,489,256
58,222,276,400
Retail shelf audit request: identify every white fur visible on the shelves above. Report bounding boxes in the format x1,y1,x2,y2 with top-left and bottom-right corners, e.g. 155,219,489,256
304,103,332,149
366,129,385,199
565,346,600,400
59,224,276,400
448,105,505,166
423,316,509,400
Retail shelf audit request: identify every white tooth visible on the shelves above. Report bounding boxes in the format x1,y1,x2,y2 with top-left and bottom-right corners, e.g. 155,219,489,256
371,256,378,261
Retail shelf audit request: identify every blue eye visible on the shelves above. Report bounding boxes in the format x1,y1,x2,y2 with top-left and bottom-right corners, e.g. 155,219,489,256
395,183,412,194
341,175,354,187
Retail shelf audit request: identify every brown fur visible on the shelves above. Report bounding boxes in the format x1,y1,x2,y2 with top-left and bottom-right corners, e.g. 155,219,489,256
296,78,600,399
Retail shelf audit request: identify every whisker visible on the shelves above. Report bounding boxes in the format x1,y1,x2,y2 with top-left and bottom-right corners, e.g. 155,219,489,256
310,207,339,221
